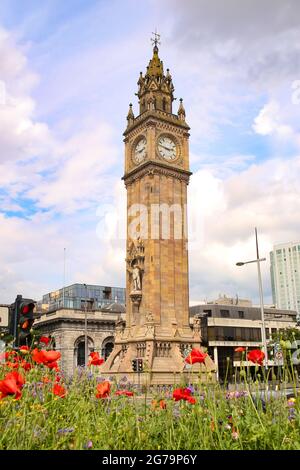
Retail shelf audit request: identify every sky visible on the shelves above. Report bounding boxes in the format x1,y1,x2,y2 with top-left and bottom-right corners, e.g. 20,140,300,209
0,0,300,305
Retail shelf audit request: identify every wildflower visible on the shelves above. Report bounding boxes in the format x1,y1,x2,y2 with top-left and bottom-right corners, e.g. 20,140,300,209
19,346,30,353
57,428,74,435
247,349,265,366
88,352,104,366
85,440,93,449
173,388,196,404
95,381,110,399
287,398,296,407
39,336,51,346
115,390,134,397
151,399,167,410
0,371,25,400
52,383,67,398
232,429,239,440
32,348,61,368
185,348,207,365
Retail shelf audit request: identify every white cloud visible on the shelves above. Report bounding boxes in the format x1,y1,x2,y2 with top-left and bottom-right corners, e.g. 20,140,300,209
188,154,300,303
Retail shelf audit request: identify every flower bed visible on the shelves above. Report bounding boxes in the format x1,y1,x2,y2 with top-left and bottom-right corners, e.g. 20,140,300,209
0,344,299,450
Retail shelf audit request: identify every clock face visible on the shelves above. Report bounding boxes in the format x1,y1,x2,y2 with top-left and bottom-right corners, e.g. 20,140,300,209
157,136,177,161
133,137,147,164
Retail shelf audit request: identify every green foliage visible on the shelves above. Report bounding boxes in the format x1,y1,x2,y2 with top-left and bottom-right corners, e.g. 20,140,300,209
0,364,299,450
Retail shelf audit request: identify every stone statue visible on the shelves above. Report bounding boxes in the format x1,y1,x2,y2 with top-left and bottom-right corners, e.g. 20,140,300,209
132,264,141,291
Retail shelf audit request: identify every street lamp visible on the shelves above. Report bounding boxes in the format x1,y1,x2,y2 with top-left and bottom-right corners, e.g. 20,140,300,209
83,283,88,367
236,227,268,369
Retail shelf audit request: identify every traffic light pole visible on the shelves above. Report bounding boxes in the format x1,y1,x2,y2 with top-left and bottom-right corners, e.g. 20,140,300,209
13,295,22,348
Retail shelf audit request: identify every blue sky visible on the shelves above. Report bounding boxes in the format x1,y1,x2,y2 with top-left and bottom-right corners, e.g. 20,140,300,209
0,0,300,305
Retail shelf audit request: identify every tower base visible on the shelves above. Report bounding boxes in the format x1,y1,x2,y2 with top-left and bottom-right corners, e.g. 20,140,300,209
100,322,216,385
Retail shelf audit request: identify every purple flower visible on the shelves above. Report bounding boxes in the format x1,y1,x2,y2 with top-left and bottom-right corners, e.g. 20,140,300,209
85,440,93,449
58,428,74,434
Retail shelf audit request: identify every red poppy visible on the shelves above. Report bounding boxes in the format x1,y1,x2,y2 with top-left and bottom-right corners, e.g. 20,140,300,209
115,390,134,397
88,352,104,366
235,347,246,353
247,349,265,366
19,346,30,353
47,361,59,371
41,350,61,363
0,371,25,400
185,348,207,365
20,361,32,372
31,349,61,367
52,383,67,398
173,388,196,404
95,381,110,399
40,336,51,345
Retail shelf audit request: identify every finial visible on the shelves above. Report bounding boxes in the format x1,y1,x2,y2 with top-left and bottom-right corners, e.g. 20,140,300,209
151,29,161,52
178,98,186,120
127,103,134,123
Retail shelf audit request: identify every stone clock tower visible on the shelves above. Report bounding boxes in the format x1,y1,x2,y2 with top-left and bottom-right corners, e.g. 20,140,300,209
102,39,215,384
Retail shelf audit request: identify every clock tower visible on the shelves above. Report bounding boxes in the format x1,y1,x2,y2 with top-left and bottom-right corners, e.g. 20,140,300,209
102,38,215,384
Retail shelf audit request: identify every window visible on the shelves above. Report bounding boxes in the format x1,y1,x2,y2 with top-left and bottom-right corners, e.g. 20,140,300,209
103,287,112,300
77,342,85,367
238,311,244,319
203,309,212,317
220,310,230,318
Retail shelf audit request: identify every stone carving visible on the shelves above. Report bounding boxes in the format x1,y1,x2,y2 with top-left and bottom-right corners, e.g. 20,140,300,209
126,237,145,308
132,263,141,291
145,311,154,323
192,315,201,333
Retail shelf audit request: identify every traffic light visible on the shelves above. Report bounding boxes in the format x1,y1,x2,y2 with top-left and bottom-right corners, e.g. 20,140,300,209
18,298,35,346
131,358,137,372
137,358,143,372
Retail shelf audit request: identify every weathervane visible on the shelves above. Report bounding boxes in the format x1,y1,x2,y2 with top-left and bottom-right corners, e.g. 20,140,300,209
151,29,161,48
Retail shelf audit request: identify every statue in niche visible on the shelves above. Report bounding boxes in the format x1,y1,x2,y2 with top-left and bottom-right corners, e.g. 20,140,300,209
132,262,141,291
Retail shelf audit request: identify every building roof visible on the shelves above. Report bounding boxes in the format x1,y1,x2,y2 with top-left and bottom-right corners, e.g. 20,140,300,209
100,302,126,313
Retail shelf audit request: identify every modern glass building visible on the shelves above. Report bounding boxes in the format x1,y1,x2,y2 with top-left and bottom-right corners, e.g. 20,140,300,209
270,242,300,320
42,283,126,313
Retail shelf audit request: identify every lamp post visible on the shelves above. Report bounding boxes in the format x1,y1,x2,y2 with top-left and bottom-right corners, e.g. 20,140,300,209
236,228,268,369
83,283,88,367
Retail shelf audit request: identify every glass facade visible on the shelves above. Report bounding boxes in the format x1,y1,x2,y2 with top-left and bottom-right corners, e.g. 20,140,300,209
42,284,126,312
208,326,262,342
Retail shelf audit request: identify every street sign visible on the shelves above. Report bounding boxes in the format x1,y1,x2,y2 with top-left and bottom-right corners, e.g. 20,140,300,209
0,306,9,327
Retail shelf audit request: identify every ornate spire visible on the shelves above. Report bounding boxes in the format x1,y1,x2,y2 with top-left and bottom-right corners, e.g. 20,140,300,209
136,33,175,115
127,103,134,126
147,43,164,77
178,98,186,121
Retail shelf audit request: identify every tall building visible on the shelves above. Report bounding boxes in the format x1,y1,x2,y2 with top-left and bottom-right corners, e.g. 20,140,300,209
102,37,215,384
270,242,300,320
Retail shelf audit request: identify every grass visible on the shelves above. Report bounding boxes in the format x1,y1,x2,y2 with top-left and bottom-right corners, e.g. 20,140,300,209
0,346,299,450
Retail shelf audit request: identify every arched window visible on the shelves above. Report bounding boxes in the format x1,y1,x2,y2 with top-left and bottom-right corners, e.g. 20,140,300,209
77,342,85,367
74,336,94,368
101,336,114,360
